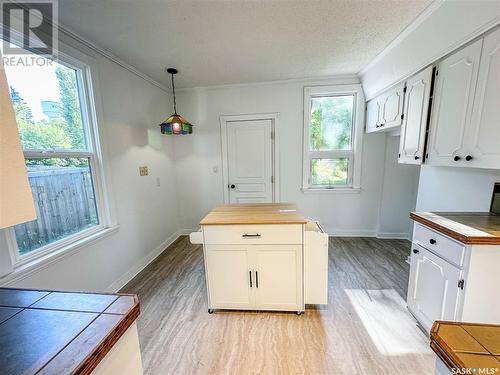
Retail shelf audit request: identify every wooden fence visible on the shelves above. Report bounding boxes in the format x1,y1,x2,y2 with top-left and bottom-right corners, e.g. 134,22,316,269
14,166,98,255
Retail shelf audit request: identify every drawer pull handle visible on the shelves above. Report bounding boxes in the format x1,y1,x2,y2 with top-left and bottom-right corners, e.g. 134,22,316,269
413,249,419,254
256,271,259,288
249,271,252,288
242,234,261,238
429,239,436,245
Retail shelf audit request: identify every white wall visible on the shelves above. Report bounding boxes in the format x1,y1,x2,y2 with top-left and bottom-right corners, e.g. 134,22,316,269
416,166,500,212
360,0,500,99
377,136,420,238
1,31,179,292
174,78,420,237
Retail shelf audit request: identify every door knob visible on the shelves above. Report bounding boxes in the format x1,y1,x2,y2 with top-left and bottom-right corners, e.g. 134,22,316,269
465,155,473,161
429,239,436,245
454,155,461,161
413,249,419,254
230,184,235,189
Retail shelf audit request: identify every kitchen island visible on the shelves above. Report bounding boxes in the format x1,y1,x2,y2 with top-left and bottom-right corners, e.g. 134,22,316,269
199,203,328,314
0,288,143,375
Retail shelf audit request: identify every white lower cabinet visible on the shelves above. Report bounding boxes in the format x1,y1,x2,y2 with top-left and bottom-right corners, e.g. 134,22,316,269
204,244,303,312
407,222,500,333
407,244,462,331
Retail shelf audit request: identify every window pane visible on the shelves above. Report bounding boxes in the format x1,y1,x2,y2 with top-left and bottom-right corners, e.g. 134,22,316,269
14,158,99,256
3,51,87,151
310,95,354,151
311,158,349,186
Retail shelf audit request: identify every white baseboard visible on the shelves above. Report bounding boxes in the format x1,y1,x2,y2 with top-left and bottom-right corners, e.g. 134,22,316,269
325,228,377,237
179,228,198,235
325,228,410,240
106,230,181,293
376,232,411,240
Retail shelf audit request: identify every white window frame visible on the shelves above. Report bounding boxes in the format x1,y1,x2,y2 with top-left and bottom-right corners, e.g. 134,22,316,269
1,46,113,268
302,84,365,192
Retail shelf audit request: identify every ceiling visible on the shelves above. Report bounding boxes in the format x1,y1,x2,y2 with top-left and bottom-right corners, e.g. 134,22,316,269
58,0,432,88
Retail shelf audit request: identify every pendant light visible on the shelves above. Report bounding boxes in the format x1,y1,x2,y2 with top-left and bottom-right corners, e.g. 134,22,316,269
159,68,193,135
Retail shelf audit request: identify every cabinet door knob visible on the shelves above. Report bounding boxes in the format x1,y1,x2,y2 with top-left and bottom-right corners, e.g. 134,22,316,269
412,249,419,254
465,155,473,161
454,156,461,161
429,239,436,245
414,156,420,160
230,184,235,189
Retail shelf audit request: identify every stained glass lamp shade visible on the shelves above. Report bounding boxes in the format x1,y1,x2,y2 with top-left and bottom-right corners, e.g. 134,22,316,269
159,68,193,135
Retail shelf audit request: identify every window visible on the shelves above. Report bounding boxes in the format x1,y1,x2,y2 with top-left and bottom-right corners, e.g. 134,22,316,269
303,85,364,190
2,46,107,263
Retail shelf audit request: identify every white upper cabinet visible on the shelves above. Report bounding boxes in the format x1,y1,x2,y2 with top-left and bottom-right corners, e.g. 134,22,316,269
398,66,434,165
427,39,482,166
466,27,500,169
366,82,405,133
427,29,500,169
366,99,381,133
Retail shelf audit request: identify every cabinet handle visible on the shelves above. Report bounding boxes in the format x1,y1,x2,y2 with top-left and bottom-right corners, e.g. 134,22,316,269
412,249,419,254
256,271,259,288
454,155,461,161
414,156,420,160
458,279,464,290
242,233,261,239
429,239,436,245
465,155,473,161
249,271,252,288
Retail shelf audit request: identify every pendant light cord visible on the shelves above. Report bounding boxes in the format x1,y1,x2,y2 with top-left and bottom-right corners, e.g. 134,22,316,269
171,72,177,115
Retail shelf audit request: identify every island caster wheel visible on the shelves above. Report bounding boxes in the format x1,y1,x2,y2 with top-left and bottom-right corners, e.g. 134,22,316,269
296,311,303,316
208,309,214,314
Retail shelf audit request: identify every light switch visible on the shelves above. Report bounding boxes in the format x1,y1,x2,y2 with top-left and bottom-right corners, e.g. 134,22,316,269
139,166,148,176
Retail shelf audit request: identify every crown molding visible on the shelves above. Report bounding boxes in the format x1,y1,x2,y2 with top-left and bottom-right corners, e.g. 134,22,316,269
358,0,444,77
56,23,169,92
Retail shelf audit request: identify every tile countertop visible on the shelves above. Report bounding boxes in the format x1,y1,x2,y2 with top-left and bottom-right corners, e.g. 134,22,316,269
430,321,500,372
410,212,500,245
0,287,140,375
200,203,308,225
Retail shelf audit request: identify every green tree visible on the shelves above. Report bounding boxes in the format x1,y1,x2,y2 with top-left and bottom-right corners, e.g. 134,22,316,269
55,66,85,149
10,86,34,124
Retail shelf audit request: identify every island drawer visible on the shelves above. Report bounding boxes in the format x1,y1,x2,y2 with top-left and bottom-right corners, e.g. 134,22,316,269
203,224,303,245
413,223,465,267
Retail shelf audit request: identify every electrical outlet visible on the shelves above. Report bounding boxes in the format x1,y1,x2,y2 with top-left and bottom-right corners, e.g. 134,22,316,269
139,166,148,176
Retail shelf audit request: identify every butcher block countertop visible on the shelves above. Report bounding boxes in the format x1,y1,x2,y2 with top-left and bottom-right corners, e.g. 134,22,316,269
0,287,139,375
200,203,307,225
431,321,500,372
410,212,500,245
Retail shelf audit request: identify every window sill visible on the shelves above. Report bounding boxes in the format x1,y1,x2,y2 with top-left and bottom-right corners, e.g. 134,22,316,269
0,225,120,286
301,187,361,194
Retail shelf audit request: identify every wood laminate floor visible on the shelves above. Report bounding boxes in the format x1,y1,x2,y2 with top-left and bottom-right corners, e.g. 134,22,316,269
122,236,434,375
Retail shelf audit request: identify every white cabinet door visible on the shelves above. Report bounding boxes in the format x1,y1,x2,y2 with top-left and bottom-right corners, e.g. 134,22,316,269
366,99,382,133
427,39,483,167
205,245,254,309
407,244,462,332
253,245,303,311
466,28,500,169
381,82,406,130
398,66,433,165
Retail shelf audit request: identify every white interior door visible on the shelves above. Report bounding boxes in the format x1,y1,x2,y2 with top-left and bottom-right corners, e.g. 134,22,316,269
226,120,273,204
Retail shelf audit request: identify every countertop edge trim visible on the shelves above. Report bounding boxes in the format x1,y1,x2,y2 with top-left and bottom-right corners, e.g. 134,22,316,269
409,213,500,245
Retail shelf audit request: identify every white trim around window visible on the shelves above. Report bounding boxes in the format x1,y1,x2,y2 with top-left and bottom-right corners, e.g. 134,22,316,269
302,84,365,192
0,36,117,280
